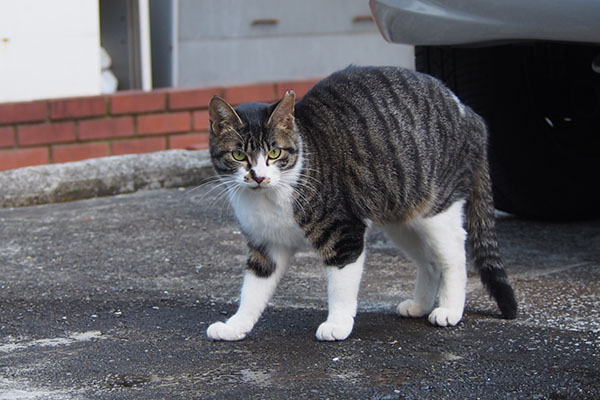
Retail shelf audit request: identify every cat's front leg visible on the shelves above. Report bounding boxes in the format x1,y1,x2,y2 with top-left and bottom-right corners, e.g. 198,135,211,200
206,270,277,341
207,244,291,341
316,250,366,341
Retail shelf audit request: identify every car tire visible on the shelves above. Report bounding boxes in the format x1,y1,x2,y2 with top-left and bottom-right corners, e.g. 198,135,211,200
416,44,600,220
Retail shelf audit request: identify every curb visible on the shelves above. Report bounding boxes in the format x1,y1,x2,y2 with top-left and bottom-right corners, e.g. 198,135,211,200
0,150,215,208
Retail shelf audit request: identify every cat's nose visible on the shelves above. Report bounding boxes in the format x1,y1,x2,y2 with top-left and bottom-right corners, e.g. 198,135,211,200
255,176,265,184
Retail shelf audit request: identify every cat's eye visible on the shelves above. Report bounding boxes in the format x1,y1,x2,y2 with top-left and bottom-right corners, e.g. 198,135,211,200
268,148,281,160
232,150,246,161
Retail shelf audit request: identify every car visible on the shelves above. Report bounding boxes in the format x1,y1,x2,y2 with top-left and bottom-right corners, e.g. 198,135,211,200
370,0,600,220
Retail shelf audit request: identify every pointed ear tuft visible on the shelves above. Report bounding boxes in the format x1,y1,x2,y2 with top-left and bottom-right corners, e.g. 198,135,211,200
208,96,243,136
268,90,296,130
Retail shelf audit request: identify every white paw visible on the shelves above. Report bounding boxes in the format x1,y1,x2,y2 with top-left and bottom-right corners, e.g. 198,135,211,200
428,307,463,327
206,321,248,341
396,299,430,318
316,317,354,341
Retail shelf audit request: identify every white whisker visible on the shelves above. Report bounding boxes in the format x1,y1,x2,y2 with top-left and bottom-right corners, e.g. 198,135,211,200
187,179,236,207
219,184,241,220
184,176,222,196
295,174,322,192
205,185,234,212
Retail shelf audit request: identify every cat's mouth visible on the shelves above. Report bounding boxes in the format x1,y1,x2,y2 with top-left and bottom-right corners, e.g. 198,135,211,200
249,183,270,191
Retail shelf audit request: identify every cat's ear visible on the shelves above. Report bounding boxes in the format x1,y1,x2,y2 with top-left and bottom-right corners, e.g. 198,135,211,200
268,90,296,130
209,96,243,137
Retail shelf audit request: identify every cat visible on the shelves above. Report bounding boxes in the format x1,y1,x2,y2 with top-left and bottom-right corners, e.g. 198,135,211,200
205,66,517,341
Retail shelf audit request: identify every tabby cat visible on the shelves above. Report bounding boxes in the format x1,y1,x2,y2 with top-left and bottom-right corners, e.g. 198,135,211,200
206,66,516,341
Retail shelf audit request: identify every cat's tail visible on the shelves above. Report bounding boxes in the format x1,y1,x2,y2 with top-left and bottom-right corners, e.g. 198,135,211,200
466,160,517,319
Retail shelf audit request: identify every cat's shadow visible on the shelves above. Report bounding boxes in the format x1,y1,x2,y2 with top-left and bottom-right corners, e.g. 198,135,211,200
352,308,507,340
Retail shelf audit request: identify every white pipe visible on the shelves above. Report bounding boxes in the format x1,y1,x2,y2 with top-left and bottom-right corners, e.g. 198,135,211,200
171,0,179,87
138,0,152,91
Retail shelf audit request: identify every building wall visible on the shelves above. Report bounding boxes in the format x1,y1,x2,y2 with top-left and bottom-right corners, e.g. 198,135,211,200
0,0,101,102
0,1,414,171
173,0,414,87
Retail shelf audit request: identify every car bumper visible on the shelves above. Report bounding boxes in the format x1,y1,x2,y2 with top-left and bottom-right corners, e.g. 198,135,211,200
370,0,600,46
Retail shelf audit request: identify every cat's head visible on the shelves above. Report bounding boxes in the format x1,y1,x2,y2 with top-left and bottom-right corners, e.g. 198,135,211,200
208,91,301,191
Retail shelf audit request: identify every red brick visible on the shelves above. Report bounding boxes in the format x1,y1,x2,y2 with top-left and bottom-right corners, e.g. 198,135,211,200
169,88,221,110
18,122,76,146
50,96,107,120
110,91,166,114
223,83,277,105
193,110,210,131
79,117,134,140
137,112,191,135
169,133,209,150
0,126,15,148
52,142,110,164
112,137,166,155
0,101,47,125
275,78,320,99
0,147,49,171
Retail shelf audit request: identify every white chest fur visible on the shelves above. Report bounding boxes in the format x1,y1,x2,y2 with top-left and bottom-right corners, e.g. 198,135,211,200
229,187,308,250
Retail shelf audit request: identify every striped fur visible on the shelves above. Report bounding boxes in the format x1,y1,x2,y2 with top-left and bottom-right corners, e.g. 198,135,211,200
208,66,517,331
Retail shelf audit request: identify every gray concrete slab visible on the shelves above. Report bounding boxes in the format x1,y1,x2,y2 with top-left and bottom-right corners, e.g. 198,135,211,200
0,150,213,208
0,185,599,399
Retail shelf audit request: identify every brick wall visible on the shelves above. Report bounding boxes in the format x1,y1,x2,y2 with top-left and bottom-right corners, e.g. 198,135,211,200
0,79,319,172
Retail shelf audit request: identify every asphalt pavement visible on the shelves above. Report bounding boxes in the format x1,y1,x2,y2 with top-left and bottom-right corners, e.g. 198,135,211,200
0,179,599,399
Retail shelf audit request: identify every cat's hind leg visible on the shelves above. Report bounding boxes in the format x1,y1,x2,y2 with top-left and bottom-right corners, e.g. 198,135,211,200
416,200,468,326
386,200,468,326
207,245,292,341
383,223,440,319
316,249,366,341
